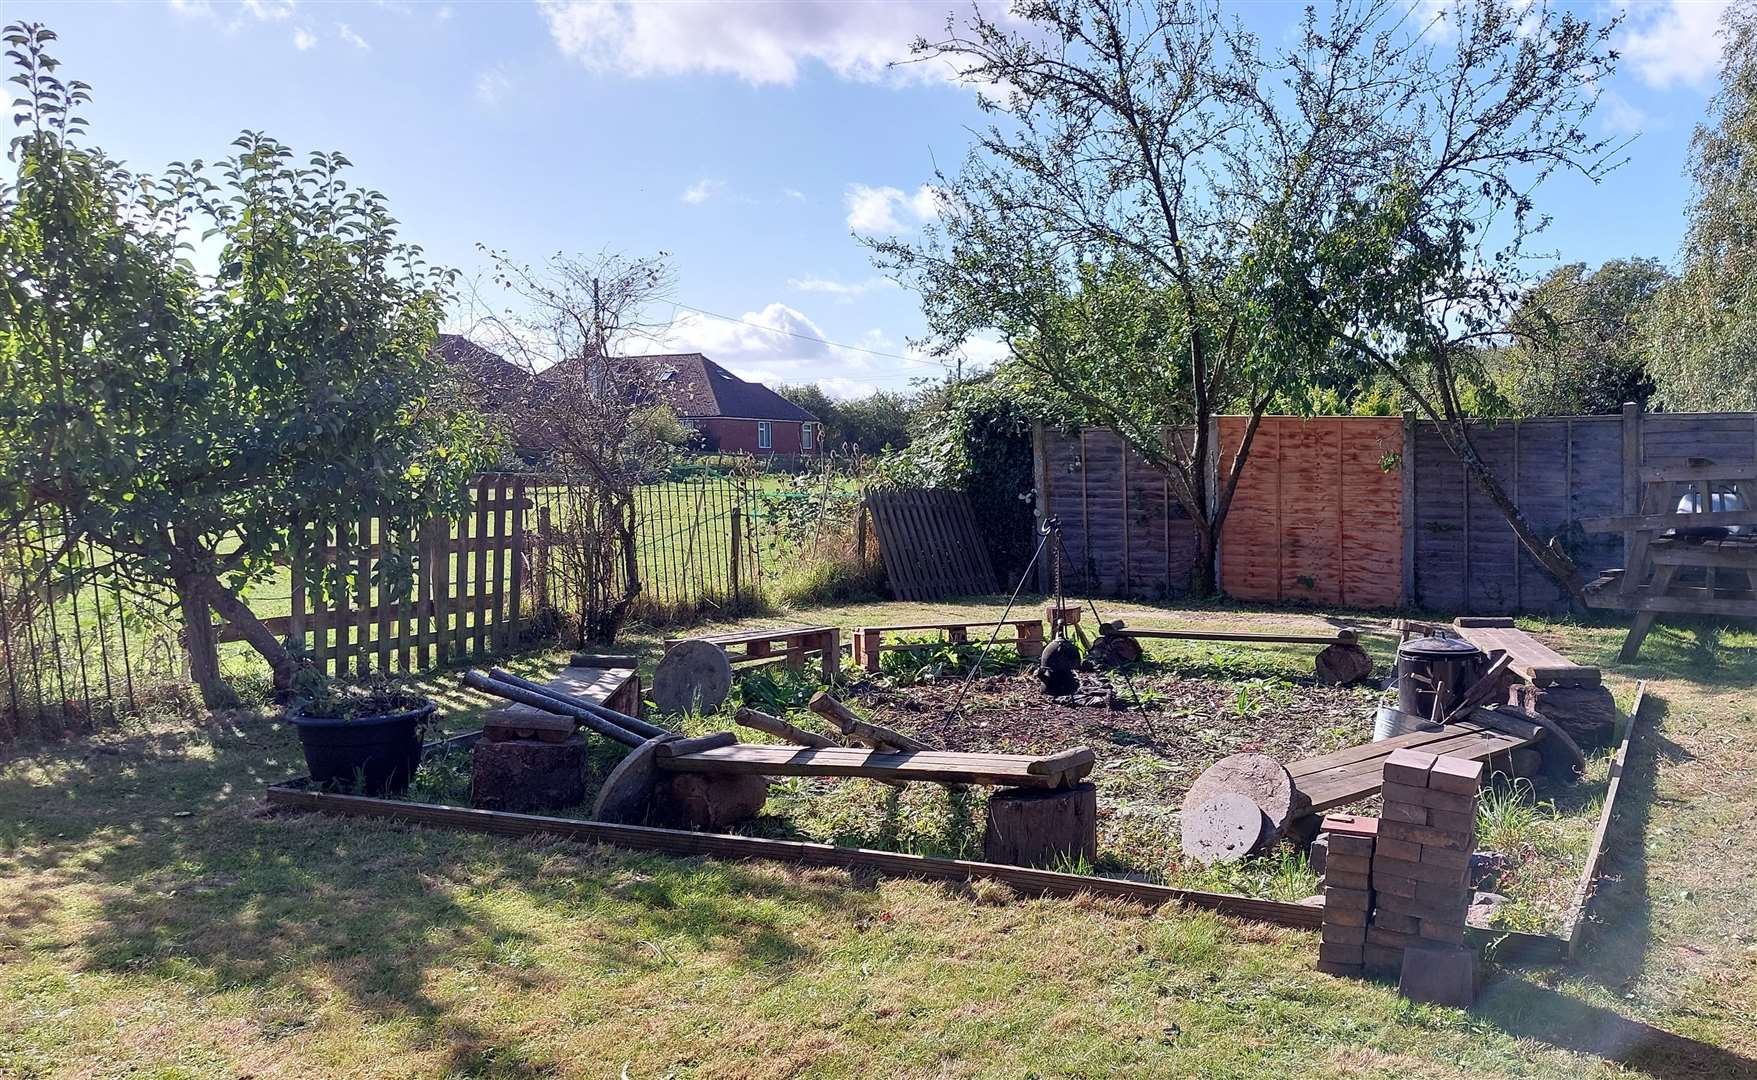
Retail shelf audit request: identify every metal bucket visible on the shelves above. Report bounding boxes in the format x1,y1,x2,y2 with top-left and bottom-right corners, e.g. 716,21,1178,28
1374,705,1440,742
1395,636,1486,720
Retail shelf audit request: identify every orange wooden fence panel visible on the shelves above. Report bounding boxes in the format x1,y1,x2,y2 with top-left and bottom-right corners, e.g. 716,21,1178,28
1217,417,1404,607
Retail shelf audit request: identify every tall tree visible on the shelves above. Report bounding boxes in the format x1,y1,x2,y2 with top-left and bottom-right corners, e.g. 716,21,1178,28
1493,258,1669,416
0,23,494,706
1645,1,1757,412
876,0,1620,598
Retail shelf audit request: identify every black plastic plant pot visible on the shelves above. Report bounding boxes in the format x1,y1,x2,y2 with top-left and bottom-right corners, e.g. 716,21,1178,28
289,699,435,795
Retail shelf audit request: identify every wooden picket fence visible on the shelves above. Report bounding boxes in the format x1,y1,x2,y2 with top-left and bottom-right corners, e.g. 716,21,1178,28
220,475,535,678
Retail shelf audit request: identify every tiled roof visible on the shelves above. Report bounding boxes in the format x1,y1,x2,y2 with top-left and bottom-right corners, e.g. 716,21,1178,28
541,352,818,423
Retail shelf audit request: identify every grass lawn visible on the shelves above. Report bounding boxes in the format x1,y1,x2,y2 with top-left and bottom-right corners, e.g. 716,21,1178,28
2,599,1754,1078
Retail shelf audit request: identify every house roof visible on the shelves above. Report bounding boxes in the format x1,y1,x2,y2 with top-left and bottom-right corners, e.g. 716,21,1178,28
433,333,532,405
540,352,818,423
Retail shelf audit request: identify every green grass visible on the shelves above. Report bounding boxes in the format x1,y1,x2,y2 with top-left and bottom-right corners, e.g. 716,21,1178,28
2,601,1755,1077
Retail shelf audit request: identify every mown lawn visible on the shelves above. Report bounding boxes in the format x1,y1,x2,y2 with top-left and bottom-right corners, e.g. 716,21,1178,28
1,600,1754,1078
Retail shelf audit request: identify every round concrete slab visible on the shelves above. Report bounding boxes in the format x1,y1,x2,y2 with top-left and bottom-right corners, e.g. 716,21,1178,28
1180,790,1269,866
652,639,733,716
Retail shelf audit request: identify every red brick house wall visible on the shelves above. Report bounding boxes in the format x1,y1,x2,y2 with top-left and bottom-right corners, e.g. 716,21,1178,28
693,417,821,455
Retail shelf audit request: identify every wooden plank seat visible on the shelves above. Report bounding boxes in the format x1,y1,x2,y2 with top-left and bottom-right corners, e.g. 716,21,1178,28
664,624,841,683
1288,713,1540,815
483,665,641,741
1119,627,1359,646
853,619,1045,672
656,743,1094,789
1450,618,1600,688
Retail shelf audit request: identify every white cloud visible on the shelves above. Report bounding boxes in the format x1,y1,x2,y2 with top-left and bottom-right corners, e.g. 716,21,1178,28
787,274,897,299
1599,87,1648,136
1621,0,1726,90
244,0,295,20
337,22,370,50
644,302,952,394
844,182,941,233
475,67,511,104
536,0,999,86
681,178,726,205
169,0,217,17
782,187,807,202
293,26,316,50
436,5,454,20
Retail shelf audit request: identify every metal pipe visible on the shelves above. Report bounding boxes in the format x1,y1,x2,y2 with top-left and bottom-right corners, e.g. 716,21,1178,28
461,670,646,748
485,667,671,740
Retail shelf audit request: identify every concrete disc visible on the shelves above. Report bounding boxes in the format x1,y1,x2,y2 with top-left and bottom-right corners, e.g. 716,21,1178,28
1180,790,1269,866
652,639,733,716
1185,753,1299,837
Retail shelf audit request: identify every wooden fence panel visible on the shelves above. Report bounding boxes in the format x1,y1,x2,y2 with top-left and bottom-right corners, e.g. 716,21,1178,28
1036,427,1201,598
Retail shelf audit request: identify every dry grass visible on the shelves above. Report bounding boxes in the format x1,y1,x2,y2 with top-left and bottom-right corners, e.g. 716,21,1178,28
1,598,1754,1078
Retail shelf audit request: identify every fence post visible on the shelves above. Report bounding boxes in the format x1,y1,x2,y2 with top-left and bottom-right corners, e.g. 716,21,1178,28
729,506,742,601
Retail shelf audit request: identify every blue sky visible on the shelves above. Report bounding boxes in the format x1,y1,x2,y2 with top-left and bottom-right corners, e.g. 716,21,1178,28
4,0,1736,397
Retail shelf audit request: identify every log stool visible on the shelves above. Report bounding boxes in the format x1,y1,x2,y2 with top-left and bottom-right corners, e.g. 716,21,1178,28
983,782,1098,868
470,733,589,812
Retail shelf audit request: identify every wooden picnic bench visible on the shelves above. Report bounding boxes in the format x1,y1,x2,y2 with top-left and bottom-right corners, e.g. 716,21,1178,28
664,624,842,683
1288,711,1541,815
852,619,1045,672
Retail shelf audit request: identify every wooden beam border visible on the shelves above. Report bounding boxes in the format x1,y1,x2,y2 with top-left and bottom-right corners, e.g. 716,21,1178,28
1559,679,1648,959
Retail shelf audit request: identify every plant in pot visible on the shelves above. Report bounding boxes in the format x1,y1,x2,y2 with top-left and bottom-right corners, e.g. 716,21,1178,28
288,668,436,795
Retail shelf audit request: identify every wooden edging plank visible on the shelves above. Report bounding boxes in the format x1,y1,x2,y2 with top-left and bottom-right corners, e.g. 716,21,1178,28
1561,679,1647,959
263,782,1322,929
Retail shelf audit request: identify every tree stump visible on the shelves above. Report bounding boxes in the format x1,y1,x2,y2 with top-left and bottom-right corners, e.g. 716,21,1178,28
470,735,589,813
983,783,1098,869
1510,683,1619,751
1315,642,1374,686
1184,753,1302,838
653,772,771,830
1181,790,1268,865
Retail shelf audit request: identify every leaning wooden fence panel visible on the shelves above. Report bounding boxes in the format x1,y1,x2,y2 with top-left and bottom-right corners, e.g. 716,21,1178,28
866,488,997,601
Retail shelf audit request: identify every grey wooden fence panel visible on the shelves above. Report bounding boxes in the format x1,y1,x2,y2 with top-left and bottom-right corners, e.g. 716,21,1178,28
1514,420,1574,615
1641,412,1757,466
1464,424,1522,614
1566,418,1625,592
1412,424,1467,612
1080,430,1129,595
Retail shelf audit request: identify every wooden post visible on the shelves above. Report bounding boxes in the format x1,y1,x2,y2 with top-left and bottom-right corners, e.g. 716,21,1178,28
1401,410,1417,608
820,627,840,684
729,506,742,601
858,628,882,673
507,478,526,650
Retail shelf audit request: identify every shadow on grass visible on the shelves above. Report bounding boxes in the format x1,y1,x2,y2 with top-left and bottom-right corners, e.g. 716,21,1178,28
1480,975,1757,1080
0,709,885,1074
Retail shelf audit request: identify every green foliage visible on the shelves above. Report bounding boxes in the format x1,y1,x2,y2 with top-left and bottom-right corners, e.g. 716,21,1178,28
1491,259,1669,416
1476,774,1559,860
1172,846,1320,903
771,550,886,609
776,384,916,453
1645,2,1757,411
0,22,495,699
877,634,1021,686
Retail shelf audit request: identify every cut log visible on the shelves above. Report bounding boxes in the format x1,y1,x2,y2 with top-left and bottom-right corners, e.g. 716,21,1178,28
1181,790,1270,866
652,640,734,716
734,707,840,749
809,692,932,751
1314,643,1374,687
470,735,589,813
1185,753,1301,838
654,771,770,830
1509,683,1619,752
983,783,1098,868
657,732,740,758
1026,746,1096,776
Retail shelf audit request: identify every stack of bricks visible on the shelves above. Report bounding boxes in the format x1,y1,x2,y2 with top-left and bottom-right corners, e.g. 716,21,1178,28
1315,814,1377,976
1366,748,1483,1004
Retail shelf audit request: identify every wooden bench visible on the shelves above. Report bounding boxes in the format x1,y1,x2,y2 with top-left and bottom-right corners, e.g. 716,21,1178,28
658,743,1094,789
1450,618,1600,687
851,619,1045,672
1288,711,1541,815
664,624,841,683
482,664,641,741
1121,627,1359,646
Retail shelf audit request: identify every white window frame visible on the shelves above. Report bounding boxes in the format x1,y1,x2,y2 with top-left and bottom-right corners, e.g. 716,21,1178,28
802,422,814,450
757,420,773,449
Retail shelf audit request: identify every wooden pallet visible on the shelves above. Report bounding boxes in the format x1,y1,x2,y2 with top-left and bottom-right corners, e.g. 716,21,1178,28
865,488,997,601
1450,618,1600,688
657,744,1094,789
1289,712,1539,814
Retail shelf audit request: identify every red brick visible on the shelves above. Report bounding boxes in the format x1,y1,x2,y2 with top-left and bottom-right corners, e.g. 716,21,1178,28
1372,873,1418,898
1417,918,1467,945
1320,813,1379,838
1379,819,1474,853
1363,944,1405,973
1376,836,1422,862
1324,852,1372,876
1414,881,1472,909
1325,833,1376,859
1319,941,1365,964
1419,845,1471,870
1326,869,1371,891
1399,943,1476,1007
1373,854,1468,886
1428,755,1485,795
1383,801,1429,825
1325,886,1373,911
1367,926,1420,949
1383,781,1476,814
1371,911,1421,935
1325,904,1369,927
1383,748,1437,788
1378,891,1467,922
1317,959,1363,977
1322,923,1368,945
